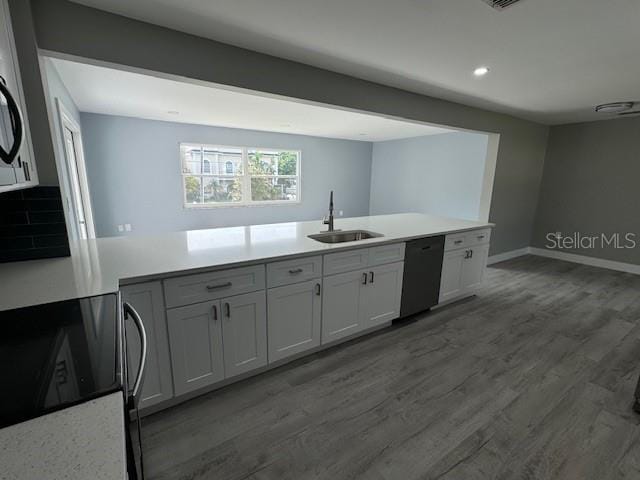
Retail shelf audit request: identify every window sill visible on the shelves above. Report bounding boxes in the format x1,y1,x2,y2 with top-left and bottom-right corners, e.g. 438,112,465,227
184,200,302,209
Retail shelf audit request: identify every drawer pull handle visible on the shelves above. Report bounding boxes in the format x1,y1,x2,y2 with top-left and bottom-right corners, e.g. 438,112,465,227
477,235,485,240
315,283,321,296
421,245,432,250
224,302,231,317
362,272,368,285
288,268,304,274
369,271,374,283
454,240,463,245
206,282,232,291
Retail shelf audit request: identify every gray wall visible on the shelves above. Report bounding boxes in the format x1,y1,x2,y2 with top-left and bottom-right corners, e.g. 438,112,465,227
29,0,550,256
369,132,489,221
81,113,372,237
532,117,640,265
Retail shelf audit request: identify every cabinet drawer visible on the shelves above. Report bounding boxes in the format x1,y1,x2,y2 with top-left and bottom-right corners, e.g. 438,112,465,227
369,243,405,267
323,248,369,276
465,228,491,247
164,265,265,308
444,232,467,251
267,256,322,288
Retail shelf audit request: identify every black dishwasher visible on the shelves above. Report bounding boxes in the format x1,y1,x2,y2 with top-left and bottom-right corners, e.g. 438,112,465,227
400,235,445,317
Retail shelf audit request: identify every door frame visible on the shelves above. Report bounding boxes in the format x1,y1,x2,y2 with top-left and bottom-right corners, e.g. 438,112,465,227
56,98,96,239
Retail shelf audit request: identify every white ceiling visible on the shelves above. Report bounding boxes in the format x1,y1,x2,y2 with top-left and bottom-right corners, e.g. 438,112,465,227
70,0,640,125
50,58,453,142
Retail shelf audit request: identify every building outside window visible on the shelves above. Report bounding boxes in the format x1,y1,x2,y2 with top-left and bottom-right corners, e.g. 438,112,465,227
180,143,300,207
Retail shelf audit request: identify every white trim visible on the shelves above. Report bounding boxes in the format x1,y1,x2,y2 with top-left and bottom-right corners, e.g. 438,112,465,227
57,99,96,239
487,247,531,265
529,247,640,275
487,245,640,275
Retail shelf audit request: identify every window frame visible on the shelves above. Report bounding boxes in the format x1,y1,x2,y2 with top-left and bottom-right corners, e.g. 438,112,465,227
180,143,302,209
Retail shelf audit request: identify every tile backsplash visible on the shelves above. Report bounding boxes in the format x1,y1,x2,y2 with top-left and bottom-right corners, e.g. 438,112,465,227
0,186,70,263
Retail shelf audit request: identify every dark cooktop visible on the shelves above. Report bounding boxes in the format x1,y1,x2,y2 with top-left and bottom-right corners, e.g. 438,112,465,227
0,294,124,428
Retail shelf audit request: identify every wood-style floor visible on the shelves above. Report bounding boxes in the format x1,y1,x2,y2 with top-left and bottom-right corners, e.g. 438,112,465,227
142,255,640,480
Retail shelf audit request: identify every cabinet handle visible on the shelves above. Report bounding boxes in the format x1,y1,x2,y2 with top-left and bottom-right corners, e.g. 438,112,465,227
224,302,231,317
369,271,374,283
454,239,463,245
362,272,368,285
470,249,474,258
212,304,218,321
315,283,321,296
288,268,303,274
206,281,232,291
477,235,485,240
421,245,432,250
123,302,147,405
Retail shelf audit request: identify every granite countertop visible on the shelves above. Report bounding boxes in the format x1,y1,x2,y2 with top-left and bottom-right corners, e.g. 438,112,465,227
0,213,493,311
0,392,126,480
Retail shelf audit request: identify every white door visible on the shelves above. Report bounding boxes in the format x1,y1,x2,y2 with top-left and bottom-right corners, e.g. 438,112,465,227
166,300,225,396
360,262,404,328
58,100,95,239
461,244,489,292
439,248,467,303
221,290,268,377
267,280,322,362
321,270,366,344
121,282,174,410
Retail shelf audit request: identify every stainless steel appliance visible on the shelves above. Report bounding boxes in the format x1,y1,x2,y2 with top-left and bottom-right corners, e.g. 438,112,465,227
0,294,148,479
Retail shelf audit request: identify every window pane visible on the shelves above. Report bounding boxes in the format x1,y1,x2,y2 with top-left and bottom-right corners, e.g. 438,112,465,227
184,176,202,204
181,145,202,174
203,177,242,203
251,177,298,202
203,147,243,175
248,149,298,176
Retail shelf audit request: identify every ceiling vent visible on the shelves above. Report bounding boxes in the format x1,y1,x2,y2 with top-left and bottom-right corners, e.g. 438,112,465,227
481,0,525,10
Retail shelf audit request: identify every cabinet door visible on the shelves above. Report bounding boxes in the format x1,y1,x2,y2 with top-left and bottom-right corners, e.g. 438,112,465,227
267,280,322,362
166,300,224,396
439,248,467,303
360,262,404,328
121,282,174,410
461,244,489,292
322,270,365,343
221,291,268,377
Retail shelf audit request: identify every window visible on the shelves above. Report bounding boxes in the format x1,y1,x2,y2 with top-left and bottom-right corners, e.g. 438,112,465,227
180,143,300,207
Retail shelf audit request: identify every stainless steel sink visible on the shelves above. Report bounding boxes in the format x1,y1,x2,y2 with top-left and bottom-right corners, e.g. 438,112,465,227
308,229,383,244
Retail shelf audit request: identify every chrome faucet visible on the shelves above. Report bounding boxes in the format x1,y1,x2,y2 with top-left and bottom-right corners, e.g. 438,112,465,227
323,190,336,232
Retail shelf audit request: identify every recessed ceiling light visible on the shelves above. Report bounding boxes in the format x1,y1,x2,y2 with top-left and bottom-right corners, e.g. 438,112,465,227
167,110,179,115
473,66,490,77
595,102,634,114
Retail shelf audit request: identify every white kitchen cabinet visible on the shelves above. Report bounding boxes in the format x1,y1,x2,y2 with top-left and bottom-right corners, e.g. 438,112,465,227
121,281,174,410
322,261,404,343
321,270,366,343
439,242,489,304
221,290,268,377
166,300,225,396
461,244,489,291
0,0,37,192
267,280,322,362
360,262,404,328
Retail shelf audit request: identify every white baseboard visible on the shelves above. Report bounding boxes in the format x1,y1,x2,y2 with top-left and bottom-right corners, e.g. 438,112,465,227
528,247,640,275
488,246,640,275
487,247,531,265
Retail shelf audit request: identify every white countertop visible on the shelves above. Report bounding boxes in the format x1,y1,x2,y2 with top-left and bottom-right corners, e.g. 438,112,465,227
0,392,126,480
0,213,492,311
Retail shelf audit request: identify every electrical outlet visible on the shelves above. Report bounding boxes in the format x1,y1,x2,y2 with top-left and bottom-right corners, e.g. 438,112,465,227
125,224,132,232
117,225,124,232
339,210,344,216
